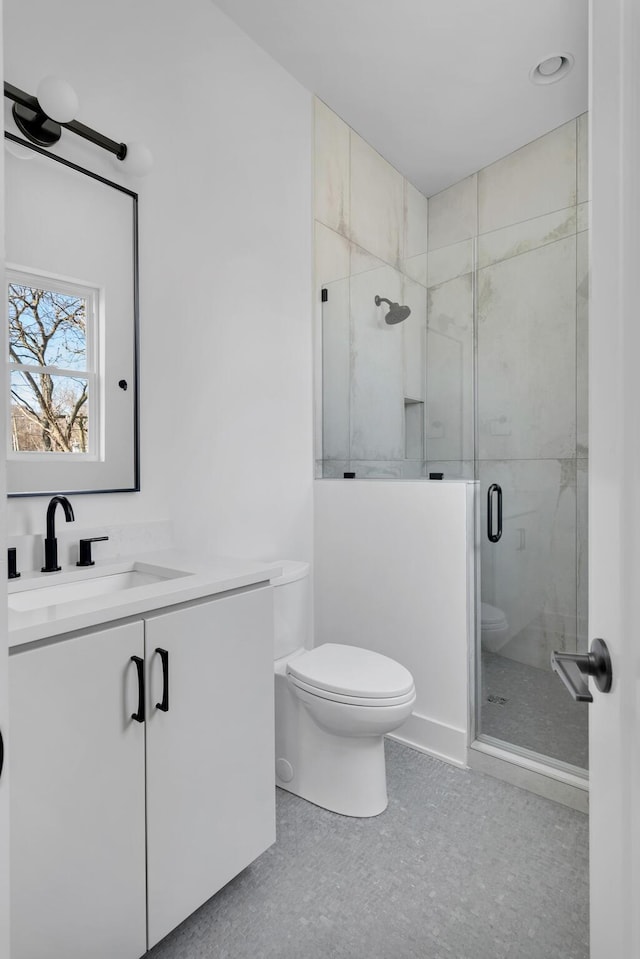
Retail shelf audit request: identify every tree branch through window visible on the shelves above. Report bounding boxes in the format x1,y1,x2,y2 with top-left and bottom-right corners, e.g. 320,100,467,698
9,282,90,453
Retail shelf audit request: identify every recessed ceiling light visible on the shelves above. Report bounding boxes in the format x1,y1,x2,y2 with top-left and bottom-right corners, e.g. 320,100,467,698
530,53,575,85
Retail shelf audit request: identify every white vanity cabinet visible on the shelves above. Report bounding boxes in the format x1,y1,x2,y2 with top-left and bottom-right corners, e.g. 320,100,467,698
9,583,275,959
10,620,147,959
145,587,276,946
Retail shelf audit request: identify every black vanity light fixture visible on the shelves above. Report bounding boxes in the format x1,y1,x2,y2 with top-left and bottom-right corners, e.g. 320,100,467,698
4,76,153,176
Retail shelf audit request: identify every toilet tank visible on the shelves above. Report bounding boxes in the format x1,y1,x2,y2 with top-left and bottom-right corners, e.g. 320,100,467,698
271,560,310,659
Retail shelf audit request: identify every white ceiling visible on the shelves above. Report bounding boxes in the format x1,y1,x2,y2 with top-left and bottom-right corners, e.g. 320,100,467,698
211,0,588,197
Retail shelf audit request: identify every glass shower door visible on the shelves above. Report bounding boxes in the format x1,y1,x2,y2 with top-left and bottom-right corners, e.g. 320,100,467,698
476,231,589,771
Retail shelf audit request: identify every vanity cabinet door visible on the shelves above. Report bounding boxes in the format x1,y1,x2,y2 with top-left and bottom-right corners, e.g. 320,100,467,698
9,621,147,959
145,586,275,948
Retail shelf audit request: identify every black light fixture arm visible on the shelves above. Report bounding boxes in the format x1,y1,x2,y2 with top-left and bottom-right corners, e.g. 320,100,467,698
4,82,38,113
67,116,127,161
4,81,127,160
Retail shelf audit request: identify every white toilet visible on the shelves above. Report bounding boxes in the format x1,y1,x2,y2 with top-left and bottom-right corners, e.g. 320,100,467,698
480,602,509,653
272,561,416,818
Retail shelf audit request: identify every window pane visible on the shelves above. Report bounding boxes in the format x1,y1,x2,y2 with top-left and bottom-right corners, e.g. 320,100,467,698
8,283,87,370
11,371,89,453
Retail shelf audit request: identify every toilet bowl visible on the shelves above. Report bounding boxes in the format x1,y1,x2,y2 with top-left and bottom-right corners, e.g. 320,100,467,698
480,602,509,653
272,562,416,818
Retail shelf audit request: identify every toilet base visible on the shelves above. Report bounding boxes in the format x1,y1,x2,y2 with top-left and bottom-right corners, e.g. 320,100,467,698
274,667,388,817
480,603,510,653
481,623,510,653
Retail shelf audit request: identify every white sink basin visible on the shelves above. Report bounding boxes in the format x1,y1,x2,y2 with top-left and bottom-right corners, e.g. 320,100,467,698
8,563,190,613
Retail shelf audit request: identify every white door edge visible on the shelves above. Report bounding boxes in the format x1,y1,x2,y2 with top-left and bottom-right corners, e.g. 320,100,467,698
589,0,640,955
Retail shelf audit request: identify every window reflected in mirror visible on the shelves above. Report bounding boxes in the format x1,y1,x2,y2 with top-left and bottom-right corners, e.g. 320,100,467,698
8,271,98,457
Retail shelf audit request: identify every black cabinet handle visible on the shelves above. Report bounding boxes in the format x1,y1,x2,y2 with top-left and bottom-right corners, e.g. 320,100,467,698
130,656,145,723
0,728,4,781
551,638,613,703
487,483,503,543
155,648,169,712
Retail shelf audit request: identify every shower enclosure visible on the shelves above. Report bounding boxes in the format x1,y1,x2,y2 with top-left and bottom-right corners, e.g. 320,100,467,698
475,139,589,772
319,114,589,780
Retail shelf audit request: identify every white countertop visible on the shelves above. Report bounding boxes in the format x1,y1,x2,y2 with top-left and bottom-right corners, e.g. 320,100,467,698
8,550,282,648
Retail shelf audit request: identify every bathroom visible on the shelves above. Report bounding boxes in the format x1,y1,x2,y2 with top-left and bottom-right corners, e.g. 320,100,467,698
0,0,638,957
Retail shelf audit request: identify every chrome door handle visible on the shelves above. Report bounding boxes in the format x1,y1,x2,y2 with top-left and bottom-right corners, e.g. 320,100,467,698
551,638,613,703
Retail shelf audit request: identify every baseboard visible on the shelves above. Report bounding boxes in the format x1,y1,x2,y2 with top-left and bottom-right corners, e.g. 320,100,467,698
387,711,467,768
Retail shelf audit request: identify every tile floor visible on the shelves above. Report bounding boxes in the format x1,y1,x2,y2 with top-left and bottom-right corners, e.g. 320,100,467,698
148,740,589,959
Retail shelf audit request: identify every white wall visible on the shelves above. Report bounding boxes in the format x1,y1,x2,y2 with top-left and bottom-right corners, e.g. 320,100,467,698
3,0,313,566
314,479,474,766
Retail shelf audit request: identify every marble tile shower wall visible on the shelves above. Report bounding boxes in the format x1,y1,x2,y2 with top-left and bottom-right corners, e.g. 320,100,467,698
426,115,589,664
314,98,430,480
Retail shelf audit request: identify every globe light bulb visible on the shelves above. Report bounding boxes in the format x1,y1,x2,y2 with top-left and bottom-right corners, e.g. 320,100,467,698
36,76,79,123
119,141,153,177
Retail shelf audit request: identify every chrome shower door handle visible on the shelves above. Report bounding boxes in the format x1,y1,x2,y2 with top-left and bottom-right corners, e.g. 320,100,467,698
487,483,502,543
551,638,613,703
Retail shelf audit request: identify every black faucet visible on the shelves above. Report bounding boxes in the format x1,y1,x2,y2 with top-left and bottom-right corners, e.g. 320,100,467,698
42,495,75,573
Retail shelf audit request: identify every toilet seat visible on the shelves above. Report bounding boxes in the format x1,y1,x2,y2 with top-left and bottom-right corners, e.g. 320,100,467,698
286,643,415,702
480,602,509,653
287,673,416,708
481,602,507,629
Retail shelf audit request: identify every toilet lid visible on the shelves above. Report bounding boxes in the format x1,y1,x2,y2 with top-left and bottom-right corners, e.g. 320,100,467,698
286,644,414,699
481,602,507,627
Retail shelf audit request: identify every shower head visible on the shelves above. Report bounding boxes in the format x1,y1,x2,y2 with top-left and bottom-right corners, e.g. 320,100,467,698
374,295,411,325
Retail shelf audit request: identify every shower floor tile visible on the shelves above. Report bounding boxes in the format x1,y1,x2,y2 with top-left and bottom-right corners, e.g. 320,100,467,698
481,652,589,769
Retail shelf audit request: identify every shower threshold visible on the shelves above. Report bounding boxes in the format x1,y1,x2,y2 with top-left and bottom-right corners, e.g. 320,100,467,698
468,736,589,812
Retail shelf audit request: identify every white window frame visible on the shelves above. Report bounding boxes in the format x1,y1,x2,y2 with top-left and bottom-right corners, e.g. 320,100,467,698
7,266,102,462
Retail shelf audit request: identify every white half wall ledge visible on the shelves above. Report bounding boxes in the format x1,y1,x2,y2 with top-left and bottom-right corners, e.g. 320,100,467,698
389,712,468,769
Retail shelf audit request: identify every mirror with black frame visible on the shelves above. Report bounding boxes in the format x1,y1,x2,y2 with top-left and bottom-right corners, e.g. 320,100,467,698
4,133,139,496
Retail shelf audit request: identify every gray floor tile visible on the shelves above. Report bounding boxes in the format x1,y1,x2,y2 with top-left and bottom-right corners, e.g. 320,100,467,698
148,740,589,959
